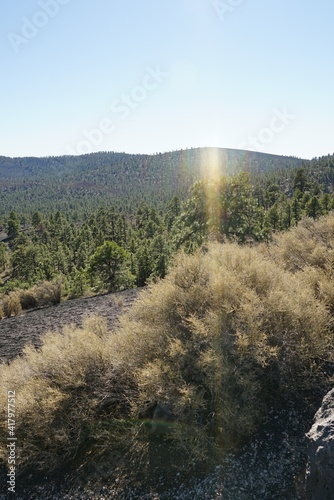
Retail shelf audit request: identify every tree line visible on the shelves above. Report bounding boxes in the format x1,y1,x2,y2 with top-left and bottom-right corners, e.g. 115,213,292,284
0,148,306,222
1,167,333,303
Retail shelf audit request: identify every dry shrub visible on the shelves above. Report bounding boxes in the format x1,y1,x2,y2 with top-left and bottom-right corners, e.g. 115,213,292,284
18,289,38,310
111,242,332,459
1,281,63,315
1,293,22,317
33,280,62,306
0,215,334,477
0,316,135,474
0,307,3,320
116,296,125,307
267,214,334,273
263,213,334,313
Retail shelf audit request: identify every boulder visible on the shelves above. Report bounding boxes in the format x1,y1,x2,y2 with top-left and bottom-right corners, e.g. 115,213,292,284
305,388,334,499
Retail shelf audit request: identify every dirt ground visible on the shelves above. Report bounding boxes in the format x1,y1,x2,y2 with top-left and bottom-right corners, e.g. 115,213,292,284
0,288,141,363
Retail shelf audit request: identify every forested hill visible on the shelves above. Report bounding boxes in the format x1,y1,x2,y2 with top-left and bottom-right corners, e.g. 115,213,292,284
0,148,306,218
0,148,304,180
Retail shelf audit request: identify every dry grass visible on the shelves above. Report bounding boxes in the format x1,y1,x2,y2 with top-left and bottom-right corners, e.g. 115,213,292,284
112,242,332,457
27,280,63,307
0,215,333,477
0,316,136,473
115,296,125,308
0,281,63,319
262,213,334,313
1,293,22,317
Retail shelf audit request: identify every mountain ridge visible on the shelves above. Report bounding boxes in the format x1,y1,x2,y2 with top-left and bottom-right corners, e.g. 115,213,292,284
0,147,306,179
0,147,309,218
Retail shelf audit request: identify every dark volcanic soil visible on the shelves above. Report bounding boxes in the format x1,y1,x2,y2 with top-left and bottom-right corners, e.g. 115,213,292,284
0,288,141,363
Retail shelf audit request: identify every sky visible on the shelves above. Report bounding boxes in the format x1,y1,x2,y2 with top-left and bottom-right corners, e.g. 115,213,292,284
0,0,333,159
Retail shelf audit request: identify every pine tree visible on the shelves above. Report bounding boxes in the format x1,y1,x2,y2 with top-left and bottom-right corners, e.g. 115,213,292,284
136,242,152,286
32,212,42,228
265,203,280,231
0,242,8,271
291,197,301,224
151,234,168,279
305,196,322,219
11,243,43,283
89,241,129,291
7,211,20,240
320,193,331,214
292,168,309,193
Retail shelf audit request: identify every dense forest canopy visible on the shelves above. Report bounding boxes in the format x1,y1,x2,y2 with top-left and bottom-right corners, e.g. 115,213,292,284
0,148,308,221
1,150,334,308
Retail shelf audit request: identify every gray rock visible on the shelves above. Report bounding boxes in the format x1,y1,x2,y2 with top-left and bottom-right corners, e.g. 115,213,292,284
305,388,334,499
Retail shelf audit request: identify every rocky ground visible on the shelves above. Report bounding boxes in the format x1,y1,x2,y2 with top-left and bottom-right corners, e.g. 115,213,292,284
9,397,316,499
0,288,140,363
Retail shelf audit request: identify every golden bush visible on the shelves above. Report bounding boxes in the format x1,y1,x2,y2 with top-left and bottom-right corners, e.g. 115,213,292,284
112,242,332,457
18,289,38,310
2,293,22,317
0,316,136,473
263,213,334,313
32,280,62,306
0,214,333,476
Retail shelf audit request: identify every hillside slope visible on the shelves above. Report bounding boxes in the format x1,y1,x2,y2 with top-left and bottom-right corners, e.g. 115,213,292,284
0,288,140,363
0,148,305,217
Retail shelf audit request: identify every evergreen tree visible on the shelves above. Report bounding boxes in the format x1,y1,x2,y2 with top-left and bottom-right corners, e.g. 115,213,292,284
320,193,331,214
0,242,8,271
32,212,42,228
89,241,129,291
291,197,302,224
11,243,43,283
150,234,168,279
136,242,152,286
281,201,292,229
7,211,20,240
70,268,88,298
305,196,322,219
76,242,89,270
293,168,309,193
265,203,280,231
165,195,181,231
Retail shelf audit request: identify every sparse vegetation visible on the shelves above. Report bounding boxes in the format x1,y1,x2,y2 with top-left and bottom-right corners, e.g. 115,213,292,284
1,293,22,317
1,214,333,480
0,280,62,318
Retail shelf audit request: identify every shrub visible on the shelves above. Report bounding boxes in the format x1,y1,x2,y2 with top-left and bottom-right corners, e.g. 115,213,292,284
268,214,334,273
0,316,136,474
18,289,38,310
263,213,334,312
0,307,3,319
2,293,22,317
112,243,332,458
0,281,63,314
33,280,62,306
0,218,333,478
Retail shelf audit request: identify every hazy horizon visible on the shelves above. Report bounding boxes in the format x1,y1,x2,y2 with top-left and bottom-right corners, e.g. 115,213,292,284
0,145,315,161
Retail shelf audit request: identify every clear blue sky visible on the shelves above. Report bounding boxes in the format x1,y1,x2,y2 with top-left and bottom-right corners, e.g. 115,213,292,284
1,0,333,159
